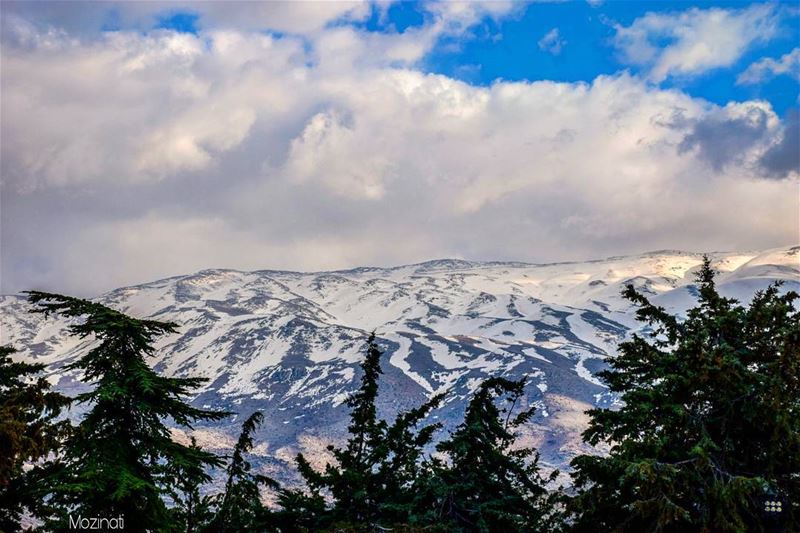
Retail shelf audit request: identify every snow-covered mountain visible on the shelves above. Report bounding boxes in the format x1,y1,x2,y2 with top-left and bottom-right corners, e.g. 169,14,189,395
1,246,798,483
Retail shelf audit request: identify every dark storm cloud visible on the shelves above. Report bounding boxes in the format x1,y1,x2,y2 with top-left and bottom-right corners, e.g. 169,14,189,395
677,105,770,172
758,109,800,179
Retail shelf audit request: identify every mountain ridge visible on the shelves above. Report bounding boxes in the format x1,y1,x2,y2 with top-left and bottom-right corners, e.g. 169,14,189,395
1,246,797,485
12,246,792,301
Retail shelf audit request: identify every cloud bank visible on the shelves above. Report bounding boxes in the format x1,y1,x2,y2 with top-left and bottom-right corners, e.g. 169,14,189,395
1,2,798,296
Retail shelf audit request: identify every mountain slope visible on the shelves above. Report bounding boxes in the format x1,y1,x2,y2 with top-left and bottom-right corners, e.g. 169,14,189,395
1,246,797,483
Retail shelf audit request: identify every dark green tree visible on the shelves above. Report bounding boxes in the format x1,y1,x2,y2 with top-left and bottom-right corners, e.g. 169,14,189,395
412,377,560,532
207,411,275,532
280,333,443,530
0,344,70,531
569,259,800,532
166,437,218,533
27,291,228,532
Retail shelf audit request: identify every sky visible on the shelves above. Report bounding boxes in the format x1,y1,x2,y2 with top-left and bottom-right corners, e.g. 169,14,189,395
1,0,798,297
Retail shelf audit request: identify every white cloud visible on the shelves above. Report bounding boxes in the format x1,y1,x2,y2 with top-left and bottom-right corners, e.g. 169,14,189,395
737,47,800,85
426,1,519,34
612,4,780,82
1,9,797,296
284,109,393,199
0,28,303,186
538,28,565,56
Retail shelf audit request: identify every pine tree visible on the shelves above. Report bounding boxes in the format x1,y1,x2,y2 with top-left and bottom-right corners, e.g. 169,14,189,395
27,291,228,531
272,471,328,532
0,345,70,531
281,333,443,530
166,437,218,533
413,377,560,532
569,258,800,532
208,411,275,532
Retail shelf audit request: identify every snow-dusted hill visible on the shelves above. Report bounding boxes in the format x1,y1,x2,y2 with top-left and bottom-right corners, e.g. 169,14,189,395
1,246,798,483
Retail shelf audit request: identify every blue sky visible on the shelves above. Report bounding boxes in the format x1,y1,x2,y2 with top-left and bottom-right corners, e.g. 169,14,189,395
1,1,798,295
421,1,799,116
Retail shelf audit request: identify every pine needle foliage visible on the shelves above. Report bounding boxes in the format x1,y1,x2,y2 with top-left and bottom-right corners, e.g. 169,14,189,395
568,258,800,532
281,333,444,530
412,377,561,532
0,344,70,531
208,411,275,532
166,437,218,533
26,291,229,531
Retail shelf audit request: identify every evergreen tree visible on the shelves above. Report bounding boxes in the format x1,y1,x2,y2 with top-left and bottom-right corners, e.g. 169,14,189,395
281,333,443,530
413,377,560,532
208,411,275,532
569,259,800,532
272,470,328,532
0,345,70,531
27,291,228,531
167,437,218,533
